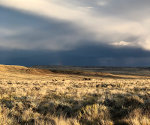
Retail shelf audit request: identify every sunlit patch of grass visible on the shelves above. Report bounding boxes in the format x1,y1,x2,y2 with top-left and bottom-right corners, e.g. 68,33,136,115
77,104,113,125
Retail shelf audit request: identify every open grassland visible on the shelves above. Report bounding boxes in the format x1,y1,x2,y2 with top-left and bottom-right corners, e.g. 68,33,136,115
0,65,150,125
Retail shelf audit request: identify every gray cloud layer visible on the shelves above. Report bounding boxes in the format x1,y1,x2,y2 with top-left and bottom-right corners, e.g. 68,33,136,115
1,0,150,50
0,0,150,66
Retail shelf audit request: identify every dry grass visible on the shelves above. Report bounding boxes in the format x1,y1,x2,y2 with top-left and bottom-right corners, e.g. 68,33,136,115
0,64,150,125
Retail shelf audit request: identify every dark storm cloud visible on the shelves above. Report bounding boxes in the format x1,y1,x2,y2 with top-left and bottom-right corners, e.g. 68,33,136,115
0,1,150,66
0,42,150,67
0,6,90,50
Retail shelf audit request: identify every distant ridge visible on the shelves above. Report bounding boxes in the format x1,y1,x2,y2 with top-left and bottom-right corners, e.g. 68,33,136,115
0,64,150,79
32,65,150,78
0,64,51,75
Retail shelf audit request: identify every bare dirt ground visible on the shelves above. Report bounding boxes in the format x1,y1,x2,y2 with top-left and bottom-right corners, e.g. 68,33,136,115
0,65,150,125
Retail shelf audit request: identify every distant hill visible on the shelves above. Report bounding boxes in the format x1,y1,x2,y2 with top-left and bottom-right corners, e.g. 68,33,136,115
32,65,150,78
0,65,51,75
0,64,150,79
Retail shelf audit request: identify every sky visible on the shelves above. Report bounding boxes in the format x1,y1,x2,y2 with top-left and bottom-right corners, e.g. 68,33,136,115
0,0,150,66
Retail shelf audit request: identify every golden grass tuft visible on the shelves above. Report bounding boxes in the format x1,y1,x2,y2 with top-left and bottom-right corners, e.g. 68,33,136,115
77,104,113,125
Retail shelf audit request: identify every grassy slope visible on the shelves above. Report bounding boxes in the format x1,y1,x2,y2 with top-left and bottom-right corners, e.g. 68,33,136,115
0,65,150,125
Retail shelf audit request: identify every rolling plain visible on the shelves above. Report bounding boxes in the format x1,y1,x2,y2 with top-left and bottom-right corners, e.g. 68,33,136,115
0,65,150,125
